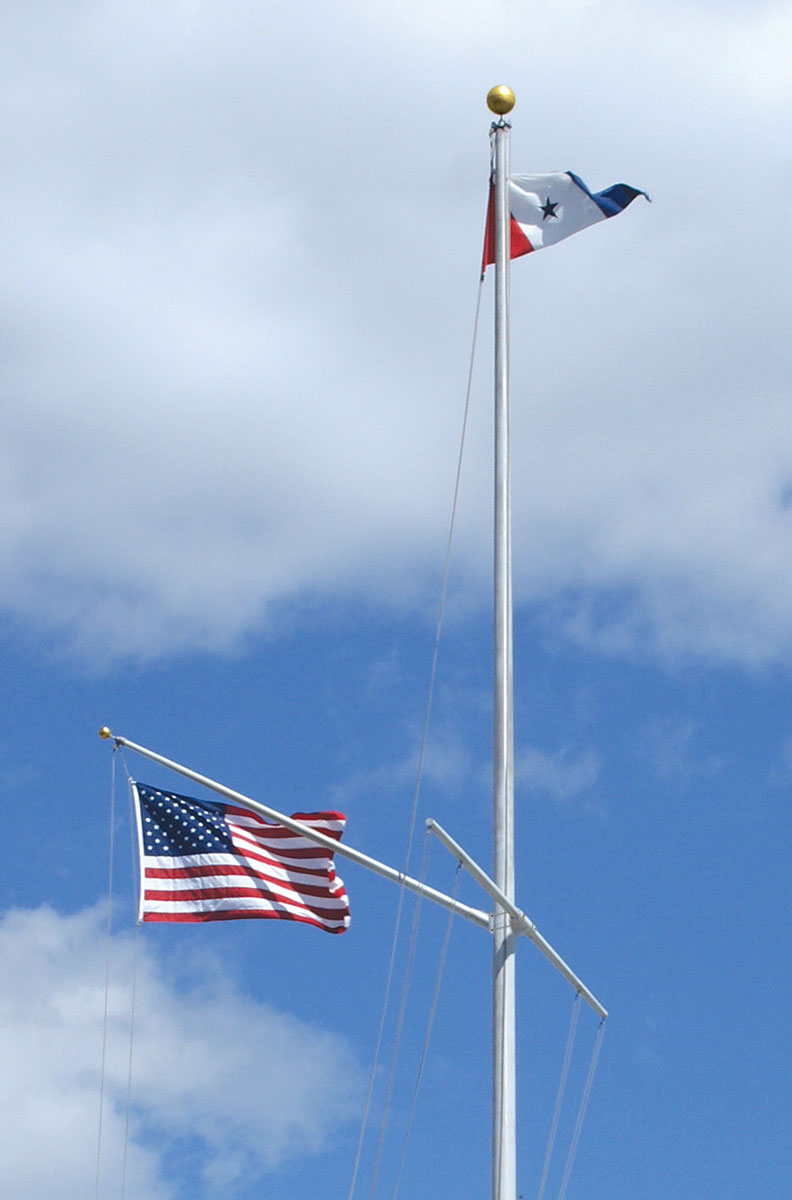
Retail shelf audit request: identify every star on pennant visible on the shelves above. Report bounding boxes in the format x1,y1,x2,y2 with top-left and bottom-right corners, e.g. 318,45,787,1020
540,197,559,221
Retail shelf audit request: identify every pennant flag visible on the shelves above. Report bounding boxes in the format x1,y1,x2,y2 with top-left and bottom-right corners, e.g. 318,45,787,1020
482,171,648,270
132,783,351,933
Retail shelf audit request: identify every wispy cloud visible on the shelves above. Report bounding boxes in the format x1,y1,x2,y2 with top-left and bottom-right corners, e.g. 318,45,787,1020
514,744,601,803
641,718,723,783
330,729,474,810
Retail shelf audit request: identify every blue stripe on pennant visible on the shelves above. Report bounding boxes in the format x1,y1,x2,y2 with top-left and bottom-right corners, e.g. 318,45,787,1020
567,171,650,218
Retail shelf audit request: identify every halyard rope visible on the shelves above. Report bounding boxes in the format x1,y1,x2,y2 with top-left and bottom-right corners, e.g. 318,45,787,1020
95,750,117,1199
389,862,463,1200
346,270,486,1200
96,753,142,1200
367,833,432,1200
120,775,141,1200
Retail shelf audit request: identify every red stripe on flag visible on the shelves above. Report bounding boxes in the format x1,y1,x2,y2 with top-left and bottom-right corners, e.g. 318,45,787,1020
144,883,347,911
224,805,345,839
144,865,345,901
228,834,335,862
143,908,349,930
146,862,331,882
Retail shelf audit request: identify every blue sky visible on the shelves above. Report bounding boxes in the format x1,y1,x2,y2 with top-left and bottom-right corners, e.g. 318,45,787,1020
2,2,791,1198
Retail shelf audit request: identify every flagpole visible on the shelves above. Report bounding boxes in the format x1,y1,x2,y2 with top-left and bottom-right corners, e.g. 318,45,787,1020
488,83,517,1200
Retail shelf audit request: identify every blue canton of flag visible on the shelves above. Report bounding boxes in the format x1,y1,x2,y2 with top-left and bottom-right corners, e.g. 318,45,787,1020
132,783,351,934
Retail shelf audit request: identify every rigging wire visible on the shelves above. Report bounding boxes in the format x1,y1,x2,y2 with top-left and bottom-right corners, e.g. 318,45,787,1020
120,773,141,1200
367,832,432,1200
535,993,581,1200
121,752,137,917
494,914,506,1200
119,924,140,1200
345,888,407,1200
95,749,117,1200
389,861,463,1200
556,1019,606,1200
346,271,486,1200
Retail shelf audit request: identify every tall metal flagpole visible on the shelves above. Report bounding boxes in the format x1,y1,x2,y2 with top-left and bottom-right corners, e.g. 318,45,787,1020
487,83,517,1200
99,87,613,1198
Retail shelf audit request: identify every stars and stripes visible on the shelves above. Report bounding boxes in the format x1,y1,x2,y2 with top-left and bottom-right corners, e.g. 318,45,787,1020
132,783,351,934
482,170,648,271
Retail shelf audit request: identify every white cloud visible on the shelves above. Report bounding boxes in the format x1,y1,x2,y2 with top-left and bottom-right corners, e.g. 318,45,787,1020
640,718,723,782
1,1,791,667
0,905,361,1199
514,745,600,802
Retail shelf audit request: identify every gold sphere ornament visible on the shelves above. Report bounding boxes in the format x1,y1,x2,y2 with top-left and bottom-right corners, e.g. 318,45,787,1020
487,85,515,115
99,726,112,739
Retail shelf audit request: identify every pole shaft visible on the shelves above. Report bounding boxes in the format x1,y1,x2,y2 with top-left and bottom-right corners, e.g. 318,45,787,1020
492,118,517,1200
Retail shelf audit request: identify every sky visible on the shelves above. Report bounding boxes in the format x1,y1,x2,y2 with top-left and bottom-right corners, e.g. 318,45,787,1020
1,1,791,1197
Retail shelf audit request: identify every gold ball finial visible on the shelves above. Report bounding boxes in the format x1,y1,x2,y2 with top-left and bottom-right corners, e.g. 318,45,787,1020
487,85,515,115
99,726,112,740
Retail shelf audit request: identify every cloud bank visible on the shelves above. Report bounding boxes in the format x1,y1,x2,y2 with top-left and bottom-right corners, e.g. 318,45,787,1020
0,905,361,1199
1,1,791,666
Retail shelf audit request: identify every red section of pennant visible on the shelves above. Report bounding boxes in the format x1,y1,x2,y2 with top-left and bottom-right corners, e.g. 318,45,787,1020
509,217,533,259
481,180,534,274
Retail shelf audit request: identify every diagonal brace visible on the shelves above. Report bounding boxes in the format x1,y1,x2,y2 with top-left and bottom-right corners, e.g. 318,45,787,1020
426,818,607,1020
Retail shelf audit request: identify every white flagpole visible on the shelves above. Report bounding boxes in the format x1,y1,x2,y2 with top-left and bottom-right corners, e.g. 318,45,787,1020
488,83,517,1200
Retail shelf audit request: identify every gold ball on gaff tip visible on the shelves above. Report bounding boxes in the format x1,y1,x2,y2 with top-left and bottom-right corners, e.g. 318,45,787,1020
487,85,515,115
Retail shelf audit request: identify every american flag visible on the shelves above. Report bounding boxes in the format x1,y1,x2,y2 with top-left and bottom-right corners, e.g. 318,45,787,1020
132,783,351,934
